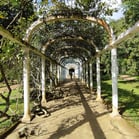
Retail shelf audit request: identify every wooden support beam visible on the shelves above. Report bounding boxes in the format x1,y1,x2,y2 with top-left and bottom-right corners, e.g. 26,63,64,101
0,25,65,68
111,21,139,46
88,21,139,63
0,25,50,59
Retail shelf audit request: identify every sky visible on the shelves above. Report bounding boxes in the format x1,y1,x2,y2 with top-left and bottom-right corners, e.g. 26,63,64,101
34,0,124,20
104,0,124,20
111,9,124,20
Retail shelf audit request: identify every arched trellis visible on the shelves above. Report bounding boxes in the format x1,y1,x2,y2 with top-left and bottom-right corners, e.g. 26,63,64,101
24,15,112,43
40,33,97,97
1,12,139,122
22,15,113,122
41,37,95,53
58,57,82,80
51,46,90,59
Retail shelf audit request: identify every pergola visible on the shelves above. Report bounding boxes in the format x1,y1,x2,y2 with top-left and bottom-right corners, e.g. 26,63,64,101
0,9,139,122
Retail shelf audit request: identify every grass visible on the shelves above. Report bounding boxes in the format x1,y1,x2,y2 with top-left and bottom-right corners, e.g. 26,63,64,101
101,75,139,129
0,76,139,133
0,87,24,134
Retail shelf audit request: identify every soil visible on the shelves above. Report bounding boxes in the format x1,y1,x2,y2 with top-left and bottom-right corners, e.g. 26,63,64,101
0,84,21,93
5,80,139,139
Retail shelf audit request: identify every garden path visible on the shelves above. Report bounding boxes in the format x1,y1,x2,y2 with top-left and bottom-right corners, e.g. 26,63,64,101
6,80,139,139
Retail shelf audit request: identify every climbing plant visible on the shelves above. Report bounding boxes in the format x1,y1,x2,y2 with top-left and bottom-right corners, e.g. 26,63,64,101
0,0,35,120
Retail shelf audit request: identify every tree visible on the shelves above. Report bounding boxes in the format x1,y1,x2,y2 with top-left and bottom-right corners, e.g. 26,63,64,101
109,18,139,76
0,0,35,119
123,0,139,26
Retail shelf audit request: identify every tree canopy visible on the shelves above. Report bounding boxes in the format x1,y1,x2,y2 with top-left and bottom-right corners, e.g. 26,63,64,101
0,0,139,125
123,0,139,26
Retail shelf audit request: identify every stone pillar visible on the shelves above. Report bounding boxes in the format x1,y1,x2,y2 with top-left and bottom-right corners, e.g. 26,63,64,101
89,62,93,93
96,56,102,101
59,66,61,83
41,57,47,106
84,63,86,84
78,63,80,80
81,64,85,83
56,65,60,84
80,63,82,81
22,48,31,122
55,64,58,86
85,63,89,87
50,62,53,90
111,48,119,116
87,62,90,88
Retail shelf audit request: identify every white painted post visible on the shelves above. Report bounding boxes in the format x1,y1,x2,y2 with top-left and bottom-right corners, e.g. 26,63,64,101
79,64,82,81
81,64,85,83
87,62,90,88
22,48,31,122
41,57,47,106
86,63,89,87
96,56,102,101
59,66,62,83
89,62,93,93
111,48,119,116
55,64,58,86
78,64,80,80
57,65,60,83
50,62,53,90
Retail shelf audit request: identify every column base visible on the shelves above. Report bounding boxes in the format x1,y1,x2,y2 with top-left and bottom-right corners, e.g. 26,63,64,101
96,95,103,102
81,80,85,84
41,98,47,107
110,107,120,117
22,114,31,123
90,88,94,94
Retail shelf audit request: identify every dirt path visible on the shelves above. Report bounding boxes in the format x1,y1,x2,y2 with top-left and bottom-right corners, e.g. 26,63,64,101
0,84,21,92
6,80,139,139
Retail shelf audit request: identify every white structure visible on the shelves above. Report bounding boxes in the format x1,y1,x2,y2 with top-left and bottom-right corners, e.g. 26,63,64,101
0,15,139,122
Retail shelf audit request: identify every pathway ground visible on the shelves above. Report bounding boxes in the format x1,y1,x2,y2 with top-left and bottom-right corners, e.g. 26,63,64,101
6,80,139,139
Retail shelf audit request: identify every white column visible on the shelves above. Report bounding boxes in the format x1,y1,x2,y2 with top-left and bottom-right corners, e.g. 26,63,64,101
56,65,60,84
81,64,85,83
79,64,82,80
59,66,62,83
50,62,53,90
96,57,102,101
41,57,47,106
111,48,119,116
89,62,93,93
22,48,31,122
55,64,58,86
85,63,89,87
87,62,90,88
78,64,80,80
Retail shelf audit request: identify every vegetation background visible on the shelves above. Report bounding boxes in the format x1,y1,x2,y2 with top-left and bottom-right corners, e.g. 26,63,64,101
0,0,139,134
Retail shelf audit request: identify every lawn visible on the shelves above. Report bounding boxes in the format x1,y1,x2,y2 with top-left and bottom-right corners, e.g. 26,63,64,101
101,75,139,129
0,76,139,134
0,87,24,134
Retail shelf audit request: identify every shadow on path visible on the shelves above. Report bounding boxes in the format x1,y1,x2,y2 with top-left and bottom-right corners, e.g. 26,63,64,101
48,81,106,139
76,81,106,139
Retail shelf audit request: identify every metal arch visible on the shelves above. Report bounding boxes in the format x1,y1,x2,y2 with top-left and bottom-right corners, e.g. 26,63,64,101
44,37,96,61
59,55,85,65
50,46,90,61
24,15,112,43
50,45,91,58
65,63,80,70
42,36,95,52
59,57,82,63
60,57,82,66
55,52,88,63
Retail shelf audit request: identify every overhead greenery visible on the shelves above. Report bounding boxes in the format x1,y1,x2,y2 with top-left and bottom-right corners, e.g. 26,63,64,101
0,0,139,133
0,0,35,122
123,0,139,26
